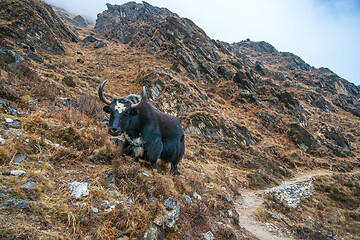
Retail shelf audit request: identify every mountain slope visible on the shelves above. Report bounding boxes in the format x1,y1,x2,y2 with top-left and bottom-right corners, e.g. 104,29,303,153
0,0,78,54
0,1,359,239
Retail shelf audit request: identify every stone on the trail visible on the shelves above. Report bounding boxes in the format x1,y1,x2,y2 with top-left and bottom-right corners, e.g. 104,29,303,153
2,199,30,209
0,193,5,198
0,137,6,145
68,181,89,198
202,231,214,240
10,170,27,176
91,207,99,213
266,179,314,208
21,181,37,190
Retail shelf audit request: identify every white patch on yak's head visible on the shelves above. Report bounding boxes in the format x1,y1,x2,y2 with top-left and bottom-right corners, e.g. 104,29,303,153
114,101,127,113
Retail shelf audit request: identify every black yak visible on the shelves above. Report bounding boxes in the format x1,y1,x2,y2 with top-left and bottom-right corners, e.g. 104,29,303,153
99,80,185,175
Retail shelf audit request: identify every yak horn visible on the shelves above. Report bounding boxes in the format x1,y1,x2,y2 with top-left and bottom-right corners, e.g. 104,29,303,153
98,80,112,105
131,86,147,108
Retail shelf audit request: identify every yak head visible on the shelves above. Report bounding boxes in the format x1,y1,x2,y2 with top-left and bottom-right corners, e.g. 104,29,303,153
98,80,147,136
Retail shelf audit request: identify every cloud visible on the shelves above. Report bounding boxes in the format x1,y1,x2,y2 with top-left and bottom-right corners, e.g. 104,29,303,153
43,0,360,85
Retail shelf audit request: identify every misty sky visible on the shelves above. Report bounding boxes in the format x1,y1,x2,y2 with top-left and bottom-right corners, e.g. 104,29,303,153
43,0,360,85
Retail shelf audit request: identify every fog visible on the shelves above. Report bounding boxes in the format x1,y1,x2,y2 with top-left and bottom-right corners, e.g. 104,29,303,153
43,0,360,85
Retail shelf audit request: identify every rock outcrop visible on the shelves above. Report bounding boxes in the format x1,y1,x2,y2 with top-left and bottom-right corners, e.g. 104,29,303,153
0,0,78,54
95,2,256,84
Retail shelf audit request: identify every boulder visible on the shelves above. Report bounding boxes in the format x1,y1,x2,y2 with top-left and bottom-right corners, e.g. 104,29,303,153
288,124,317,153
154,197,180,228
94,40,107,48
68,181,89,198
73,15,88,28
82,36,98,43
324,127,351,151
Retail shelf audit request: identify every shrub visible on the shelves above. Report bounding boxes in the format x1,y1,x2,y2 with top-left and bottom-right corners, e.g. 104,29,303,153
62,76,76,87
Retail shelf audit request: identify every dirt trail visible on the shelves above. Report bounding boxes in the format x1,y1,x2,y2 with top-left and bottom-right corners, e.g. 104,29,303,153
235,169,360,240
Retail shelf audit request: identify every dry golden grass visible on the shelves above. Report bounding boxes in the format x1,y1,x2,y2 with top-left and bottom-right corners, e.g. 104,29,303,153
0,8,359,239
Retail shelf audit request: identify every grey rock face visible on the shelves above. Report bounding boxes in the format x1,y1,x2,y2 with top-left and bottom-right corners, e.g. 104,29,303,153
288,123,317,153
73,15,88,28
95,1,234,82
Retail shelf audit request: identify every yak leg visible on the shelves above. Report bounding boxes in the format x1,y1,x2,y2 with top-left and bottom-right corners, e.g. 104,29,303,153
147,138,163,170
170,163,179,175
170,138,185,175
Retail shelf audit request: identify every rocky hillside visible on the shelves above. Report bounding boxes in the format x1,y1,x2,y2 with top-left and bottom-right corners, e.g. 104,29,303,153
0,1,359,239
0,0,79,54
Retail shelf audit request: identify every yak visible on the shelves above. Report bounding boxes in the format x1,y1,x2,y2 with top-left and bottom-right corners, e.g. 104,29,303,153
98,80,185,175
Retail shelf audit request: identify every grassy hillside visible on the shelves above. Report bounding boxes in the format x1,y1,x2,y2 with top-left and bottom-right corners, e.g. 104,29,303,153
0,1,359,239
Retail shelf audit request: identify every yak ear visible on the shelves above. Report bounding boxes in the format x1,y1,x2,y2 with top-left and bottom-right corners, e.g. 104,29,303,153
103,105,111,113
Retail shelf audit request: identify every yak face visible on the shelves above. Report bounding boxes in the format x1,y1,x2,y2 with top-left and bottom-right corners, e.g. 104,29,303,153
98,80,147,136
103,99,138,136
